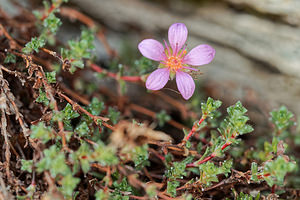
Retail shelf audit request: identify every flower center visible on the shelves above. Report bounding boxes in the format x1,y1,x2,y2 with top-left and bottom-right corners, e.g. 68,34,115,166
166,56,182,71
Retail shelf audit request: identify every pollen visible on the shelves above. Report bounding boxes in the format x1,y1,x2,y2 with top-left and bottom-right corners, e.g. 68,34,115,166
166,56,182,71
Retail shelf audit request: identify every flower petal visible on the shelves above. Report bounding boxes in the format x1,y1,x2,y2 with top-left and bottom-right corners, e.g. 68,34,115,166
138,39,166,61
146,68,170,90
183,44,215,66
168,23,188,54
176,71,195,100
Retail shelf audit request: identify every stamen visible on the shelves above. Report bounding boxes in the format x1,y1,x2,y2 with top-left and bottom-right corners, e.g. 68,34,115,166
178,45,187,58
160,61,168,66
164,40,171,57
183,66,198,71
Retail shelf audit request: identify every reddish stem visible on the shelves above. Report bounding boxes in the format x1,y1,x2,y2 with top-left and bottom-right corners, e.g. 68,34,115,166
187,139,234,167
198,154,215,164
271,185,275,194
257,173,271,179
121,76,142,82
271,184,276,193
149,148,165,161
185,117,205,141
221,142,231,150
41,4,56,21
90,63,142,82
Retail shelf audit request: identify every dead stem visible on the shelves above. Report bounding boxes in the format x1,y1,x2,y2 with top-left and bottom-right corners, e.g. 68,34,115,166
0,66,30,148
0,65,27,85
58,92,114,131
157,192,177,200
6,99,30,138
0,174,13,200
0,23,20,49
0,68,22,182
44,171,57,193
155,91,189,119
59,83,90,105
40,73,67,148
129,103,189,131
0,108,11,183
147,140,202,158
22,55,68,148
7,138,20,159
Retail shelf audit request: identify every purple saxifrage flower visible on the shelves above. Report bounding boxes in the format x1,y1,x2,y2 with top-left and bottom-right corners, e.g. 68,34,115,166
138,23,215,100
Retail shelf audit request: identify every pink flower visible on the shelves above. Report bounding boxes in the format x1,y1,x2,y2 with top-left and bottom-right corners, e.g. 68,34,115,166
138,23,215,100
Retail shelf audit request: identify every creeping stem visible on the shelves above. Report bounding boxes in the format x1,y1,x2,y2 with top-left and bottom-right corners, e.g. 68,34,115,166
184,116,206,141
186,135,236,167
90,63,142,82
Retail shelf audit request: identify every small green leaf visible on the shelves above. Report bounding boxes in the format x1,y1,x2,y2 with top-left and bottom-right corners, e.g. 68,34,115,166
93,142,119,166
250,162,259,182
62,103,80,120
198,160,233,187
43,13,62,34
145,184,157,198
263,156,297,187
166,160,188,180
112,177,132,193
156,110,171,127
167,181,179,197
75,121,90,137
22,37,46,54
21,159,33,173
201,97,222,117
107,107,120,125
30,122,54,143
4,53,16,64
219,101,253,141
45,71,56,83
95,189,109,200
61,29,95,73
130,144,150,170
185,140,191,148
36,145,70,177
87,98,105,116
133,57,155,76
60,174,80,198
271,137,279,154
236,191,256,200
74,142,92,174
36,88,49,106
270,106,294,133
